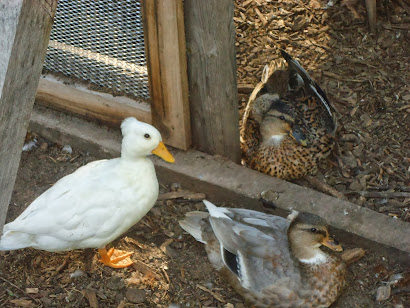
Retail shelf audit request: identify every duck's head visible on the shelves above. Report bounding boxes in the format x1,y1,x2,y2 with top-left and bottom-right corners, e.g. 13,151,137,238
253,94,294,147
287,212,342,264
254,94,308,147
120,117,175,163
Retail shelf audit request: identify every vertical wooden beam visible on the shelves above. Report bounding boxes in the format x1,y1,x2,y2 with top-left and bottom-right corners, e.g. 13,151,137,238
141,0,191,150
184,0,241,162
365,0,377,33
0,0,57,231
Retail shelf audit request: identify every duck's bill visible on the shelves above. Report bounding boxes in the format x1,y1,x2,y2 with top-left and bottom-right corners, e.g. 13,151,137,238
289,129,308,147
321,235,343,252
152,141,175,163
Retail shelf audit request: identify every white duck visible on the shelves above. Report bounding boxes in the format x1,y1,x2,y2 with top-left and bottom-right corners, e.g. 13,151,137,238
0,117,174,268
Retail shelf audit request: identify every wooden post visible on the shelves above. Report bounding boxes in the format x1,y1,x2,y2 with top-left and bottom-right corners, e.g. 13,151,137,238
0,0,57,231
184,0,241,162
365,0,377,33
141,0,191,150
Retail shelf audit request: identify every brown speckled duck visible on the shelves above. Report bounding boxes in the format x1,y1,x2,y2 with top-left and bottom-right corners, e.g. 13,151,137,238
180,200,346,308
240,50,337,180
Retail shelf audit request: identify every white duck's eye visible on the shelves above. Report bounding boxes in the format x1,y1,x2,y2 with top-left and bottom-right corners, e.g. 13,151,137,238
144,133,151,139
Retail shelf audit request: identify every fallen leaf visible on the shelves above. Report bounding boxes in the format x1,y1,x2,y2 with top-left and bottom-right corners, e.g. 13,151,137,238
25,288,39,294
376,285,391,301
82,289,99,308
341,248,366,265
116,299,127,308
9,299,33,307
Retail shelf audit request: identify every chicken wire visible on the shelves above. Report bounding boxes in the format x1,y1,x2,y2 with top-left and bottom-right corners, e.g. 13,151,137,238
44,0,150,100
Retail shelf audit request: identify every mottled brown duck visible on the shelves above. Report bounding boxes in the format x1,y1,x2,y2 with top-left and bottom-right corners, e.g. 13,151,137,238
241,50,337,180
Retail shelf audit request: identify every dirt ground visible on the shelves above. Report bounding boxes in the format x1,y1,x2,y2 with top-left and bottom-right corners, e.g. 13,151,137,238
1,0,409,307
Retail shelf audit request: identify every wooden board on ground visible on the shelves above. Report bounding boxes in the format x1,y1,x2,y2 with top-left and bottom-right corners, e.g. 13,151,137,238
29,107,410,257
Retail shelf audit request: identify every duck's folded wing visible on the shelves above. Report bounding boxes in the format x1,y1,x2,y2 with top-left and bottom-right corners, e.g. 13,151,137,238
3,159,136,245
281,49,336,133
204,201,301,292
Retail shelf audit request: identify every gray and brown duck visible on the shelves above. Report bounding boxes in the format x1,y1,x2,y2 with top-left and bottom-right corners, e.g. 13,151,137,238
180,200,346,308
241,50,337,180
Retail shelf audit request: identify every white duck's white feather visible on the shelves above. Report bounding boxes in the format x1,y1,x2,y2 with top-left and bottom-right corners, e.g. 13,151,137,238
0,118,164,252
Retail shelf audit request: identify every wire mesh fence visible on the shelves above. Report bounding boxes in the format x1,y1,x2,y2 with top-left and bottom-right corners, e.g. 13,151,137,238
44,0,150,100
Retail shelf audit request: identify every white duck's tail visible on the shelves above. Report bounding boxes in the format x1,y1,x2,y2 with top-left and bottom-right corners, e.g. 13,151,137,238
0,230,32,250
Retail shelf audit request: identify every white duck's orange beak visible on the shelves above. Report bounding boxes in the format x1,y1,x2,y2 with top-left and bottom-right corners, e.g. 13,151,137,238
152,141,175,163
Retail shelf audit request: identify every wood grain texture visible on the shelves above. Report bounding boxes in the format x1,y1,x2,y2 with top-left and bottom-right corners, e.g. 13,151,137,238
0,0,57,231
141,0,191,150
365,0,377,33
36,77,152,126
184,0,241,162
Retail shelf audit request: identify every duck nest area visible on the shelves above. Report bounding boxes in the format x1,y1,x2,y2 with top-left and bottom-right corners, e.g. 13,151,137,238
1,0,409,307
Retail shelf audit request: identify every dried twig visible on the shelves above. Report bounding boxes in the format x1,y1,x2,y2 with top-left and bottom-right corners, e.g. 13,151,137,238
197,284,225,303
158,190,205,201
345,191,410,199
306,176,348,201
323,71,365,83
0,276,41,303
54,255,70,275
238,83,255,94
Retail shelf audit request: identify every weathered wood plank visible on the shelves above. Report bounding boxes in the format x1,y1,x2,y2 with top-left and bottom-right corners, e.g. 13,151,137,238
184,0,241,162
365,0,377,33
36,77,152,126
141,0,191,150
0,0,57,231
29,107,410,257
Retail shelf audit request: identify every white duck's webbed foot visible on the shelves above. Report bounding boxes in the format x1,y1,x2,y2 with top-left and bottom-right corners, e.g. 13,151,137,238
98,248,133,268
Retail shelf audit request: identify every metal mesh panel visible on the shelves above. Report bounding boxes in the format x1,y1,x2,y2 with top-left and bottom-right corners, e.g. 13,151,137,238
44,0,150,100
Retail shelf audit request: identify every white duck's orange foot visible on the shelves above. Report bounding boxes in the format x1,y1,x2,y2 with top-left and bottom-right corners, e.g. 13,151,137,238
98,248,133,268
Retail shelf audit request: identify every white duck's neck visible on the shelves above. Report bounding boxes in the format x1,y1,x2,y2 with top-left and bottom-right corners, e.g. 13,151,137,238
119,155,153,171
120,153,150,162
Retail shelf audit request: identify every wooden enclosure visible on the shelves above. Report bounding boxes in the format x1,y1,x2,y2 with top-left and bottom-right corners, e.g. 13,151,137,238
36,0,192,150
0,0,240,231
0,0,58,234
34,0,240,157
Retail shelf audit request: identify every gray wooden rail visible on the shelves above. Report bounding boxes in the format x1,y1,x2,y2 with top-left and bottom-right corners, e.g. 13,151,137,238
0,0,57,231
